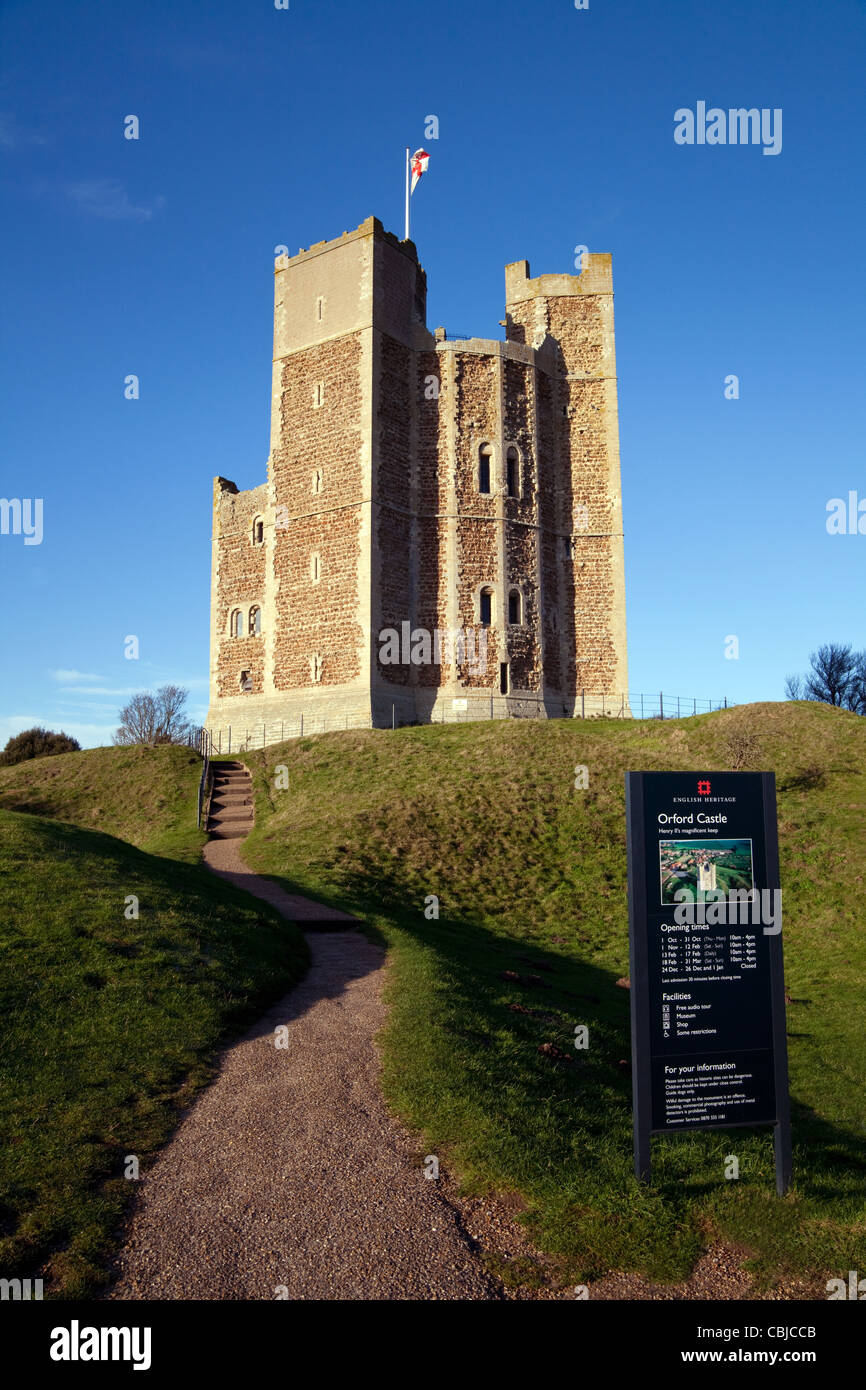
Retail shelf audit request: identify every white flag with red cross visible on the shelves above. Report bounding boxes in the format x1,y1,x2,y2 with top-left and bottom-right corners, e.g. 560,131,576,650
410,148,430,194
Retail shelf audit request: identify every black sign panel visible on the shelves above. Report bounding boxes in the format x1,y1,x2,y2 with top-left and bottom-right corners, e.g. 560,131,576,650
625,771,792,1192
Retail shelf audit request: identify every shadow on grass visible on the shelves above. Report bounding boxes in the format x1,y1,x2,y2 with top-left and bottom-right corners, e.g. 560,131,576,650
257,853,866,1284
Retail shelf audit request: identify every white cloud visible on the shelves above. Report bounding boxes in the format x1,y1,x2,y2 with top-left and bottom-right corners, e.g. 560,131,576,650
0,113,49,150
66,179,165,222
49,669,104,683
57,686,144,696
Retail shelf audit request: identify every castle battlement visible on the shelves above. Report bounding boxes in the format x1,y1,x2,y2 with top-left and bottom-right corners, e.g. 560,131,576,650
505,253,614,301
280,216,422,271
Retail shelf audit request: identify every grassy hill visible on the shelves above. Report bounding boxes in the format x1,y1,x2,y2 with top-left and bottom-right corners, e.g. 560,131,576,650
236,701,866,1292
0,743,207,862
0,756,309,1297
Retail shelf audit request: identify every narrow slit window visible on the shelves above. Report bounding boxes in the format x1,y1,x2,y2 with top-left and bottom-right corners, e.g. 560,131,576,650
500,662,509,695
249,605,261,636
479,445,492,494
252,517,264,546
479,588,493,626
506,448,518,498
508,590,521,625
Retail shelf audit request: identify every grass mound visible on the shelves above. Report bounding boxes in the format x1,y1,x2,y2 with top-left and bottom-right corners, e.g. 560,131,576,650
0,809,309,1297
237,701,866,1292
0,744,207,862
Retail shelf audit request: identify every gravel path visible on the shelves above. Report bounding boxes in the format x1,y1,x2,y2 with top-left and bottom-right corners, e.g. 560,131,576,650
107,836,500,1300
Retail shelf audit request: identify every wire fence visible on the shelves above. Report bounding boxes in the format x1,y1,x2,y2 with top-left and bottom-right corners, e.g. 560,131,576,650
193,691,733,756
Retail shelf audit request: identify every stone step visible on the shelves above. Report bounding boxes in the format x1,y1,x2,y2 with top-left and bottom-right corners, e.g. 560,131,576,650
207,764,253,841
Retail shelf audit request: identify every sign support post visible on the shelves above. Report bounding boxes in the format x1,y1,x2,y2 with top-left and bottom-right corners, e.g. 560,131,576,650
762,772,793,1195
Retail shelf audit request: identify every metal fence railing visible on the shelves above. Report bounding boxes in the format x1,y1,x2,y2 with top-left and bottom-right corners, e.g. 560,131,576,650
191,727,212,826
630,693,732,720
199,692,734,755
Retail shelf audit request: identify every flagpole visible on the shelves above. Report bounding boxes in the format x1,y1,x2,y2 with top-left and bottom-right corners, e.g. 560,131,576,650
405,146,410,241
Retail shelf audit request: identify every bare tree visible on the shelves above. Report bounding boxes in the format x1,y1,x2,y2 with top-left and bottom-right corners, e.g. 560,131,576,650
804,644,857,707
115,685,191,746
153,684,190,742
848,652,866,716
785,644,865,714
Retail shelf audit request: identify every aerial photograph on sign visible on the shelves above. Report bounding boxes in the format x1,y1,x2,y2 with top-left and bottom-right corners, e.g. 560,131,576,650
659,838,754,903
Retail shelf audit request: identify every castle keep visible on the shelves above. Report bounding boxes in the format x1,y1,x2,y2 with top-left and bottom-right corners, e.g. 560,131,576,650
205,216,628,743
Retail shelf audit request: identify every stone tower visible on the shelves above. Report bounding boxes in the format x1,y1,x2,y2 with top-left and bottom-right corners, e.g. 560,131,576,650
205,216,628,746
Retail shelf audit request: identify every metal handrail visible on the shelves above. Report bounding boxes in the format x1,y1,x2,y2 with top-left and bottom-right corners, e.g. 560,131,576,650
196,727,211,828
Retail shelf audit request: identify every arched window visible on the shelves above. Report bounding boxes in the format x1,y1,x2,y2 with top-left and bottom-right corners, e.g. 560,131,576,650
506,448,519,498
479,445,492,494
479,587,493,627
508,590,521,625
249,605,261,636
252,517,264,546
230,609,243,637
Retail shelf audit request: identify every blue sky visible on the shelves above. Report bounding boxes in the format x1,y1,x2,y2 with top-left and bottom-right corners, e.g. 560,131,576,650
1,0,864,747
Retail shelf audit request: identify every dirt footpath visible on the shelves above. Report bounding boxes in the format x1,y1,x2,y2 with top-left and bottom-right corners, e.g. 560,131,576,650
107,842,500,1300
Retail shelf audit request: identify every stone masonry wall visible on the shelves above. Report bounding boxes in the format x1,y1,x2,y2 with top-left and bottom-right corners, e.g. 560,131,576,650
375,332,413,686
415,349,449,688
453,353,500,688
271,334,364,690
506,255,628,701
214,481,268,699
